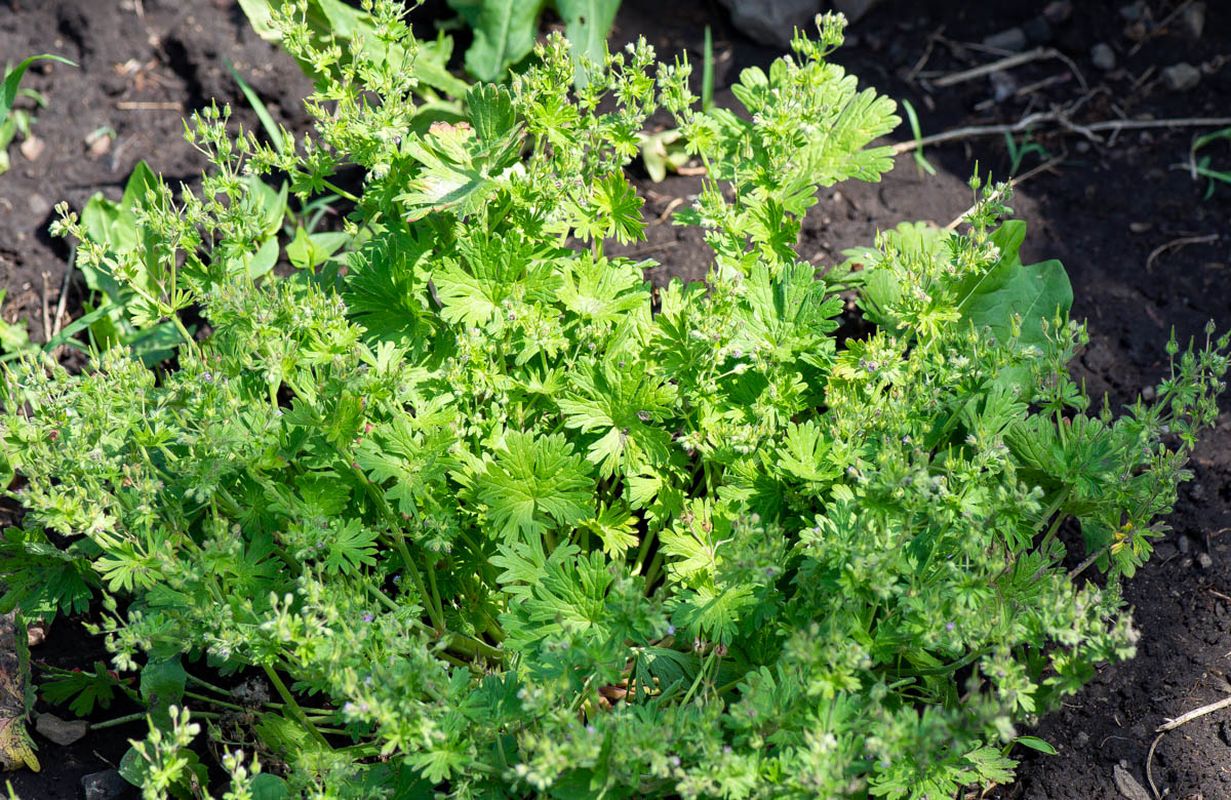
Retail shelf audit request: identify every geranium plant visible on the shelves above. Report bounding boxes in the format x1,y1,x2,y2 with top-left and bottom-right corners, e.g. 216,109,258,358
2,3,1226,798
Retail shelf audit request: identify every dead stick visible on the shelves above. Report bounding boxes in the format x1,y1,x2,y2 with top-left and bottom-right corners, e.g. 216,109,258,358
52,244,75,339
893,115,1231,155
1156,693,1231,732
116,101,182,111
933,47,1088,92
1145,732,1164,800
1128,0,1194,57
1146,233,1219,272
934,47,1055,87
39,272,52,343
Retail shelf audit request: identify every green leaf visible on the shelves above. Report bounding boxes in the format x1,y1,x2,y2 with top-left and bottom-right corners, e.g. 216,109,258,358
556,0,620,84
399,120,517,221
960,224,1072,352
1,55,74,131
286,226,347,270
140,656,187,730
450,0,548,81
1014,735,1057,756
226,59,286,154
251,774,290,800
466,83,517,143
40,662,121,717
479,431,595,541
322,520,380,576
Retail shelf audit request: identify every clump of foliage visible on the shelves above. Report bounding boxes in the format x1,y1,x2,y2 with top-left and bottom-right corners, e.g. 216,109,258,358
3,3,1228,798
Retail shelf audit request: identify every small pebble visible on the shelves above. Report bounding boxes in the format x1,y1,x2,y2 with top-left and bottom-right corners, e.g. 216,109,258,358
983,27,1028,52
1129,221,1151,234
990,71,1018,102
1091,43,1117,71
27,193,51,219
18,135,44,162
35,712,88,746
1197,552,1213,569
81,769,130,800
1043,0,1072,23
1141,385,1156,401
1119,1,1146,21
86,131,113,159
1162,62,1201,92
1113,763,1151,800
1022,16,1052,44
1181,2,1205,38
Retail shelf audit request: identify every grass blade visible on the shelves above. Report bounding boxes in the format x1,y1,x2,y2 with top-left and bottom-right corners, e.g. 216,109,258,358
226,60,287,155
2,54,75,130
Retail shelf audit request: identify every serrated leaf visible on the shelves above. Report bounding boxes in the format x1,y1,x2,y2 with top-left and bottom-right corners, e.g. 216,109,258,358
478,432,595,541
466,83,516,143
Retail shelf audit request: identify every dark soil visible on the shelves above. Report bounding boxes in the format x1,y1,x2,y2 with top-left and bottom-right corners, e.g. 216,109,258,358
1,1,1230,798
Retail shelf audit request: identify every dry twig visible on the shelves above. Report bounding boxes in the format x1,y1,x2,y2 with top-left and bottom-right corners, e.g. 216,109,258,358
1145,689,1231,800
930,46,1088,92
892,115,1231,156
116,100,181,111
1156,693,1231,732
39,272,52,343
1145,233,1220,272
1128,0,1195,57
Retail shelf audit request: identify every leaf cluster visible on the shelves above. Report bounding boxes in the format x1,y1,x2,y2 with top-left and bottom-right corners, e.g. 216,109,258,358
3,6,1228,799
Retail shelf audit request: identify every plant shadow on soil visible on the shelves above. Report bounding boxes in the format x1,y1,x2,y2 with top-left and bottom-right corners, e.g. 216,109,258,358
1,0,1230,797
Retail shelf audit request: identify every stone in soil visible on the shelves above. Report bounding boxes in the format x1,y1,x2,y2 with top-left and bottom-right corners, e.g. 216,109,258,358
831,0,882,23
718,0,821,47
1091,43,1116,71
81,769,131,800
34,712,87,746
982,26,1028,52
1043,0,1072,24
1021,16,1052,44
1162,62,1201,92
1181,2,1205,39
1119,1,1147,21
1113,763,1151,800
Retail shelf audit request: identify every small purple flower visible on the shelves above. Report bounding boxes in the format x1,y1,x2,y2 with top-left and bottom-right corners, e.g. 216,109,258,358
392,573,402,585
361,612,375,623
666,625,676,636
586,725,597,735
670,756,681,768
945,621,955,632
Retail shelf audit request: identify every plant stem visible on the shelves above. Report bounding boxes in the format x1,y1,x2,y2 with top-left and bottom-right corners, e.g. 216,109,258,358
1068,545,1109,580
171,316,197,352
262,664,330,749
321,179,360,204
186,673,233,697
184,690,248,713
643,550,665,592
89,712,148,731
